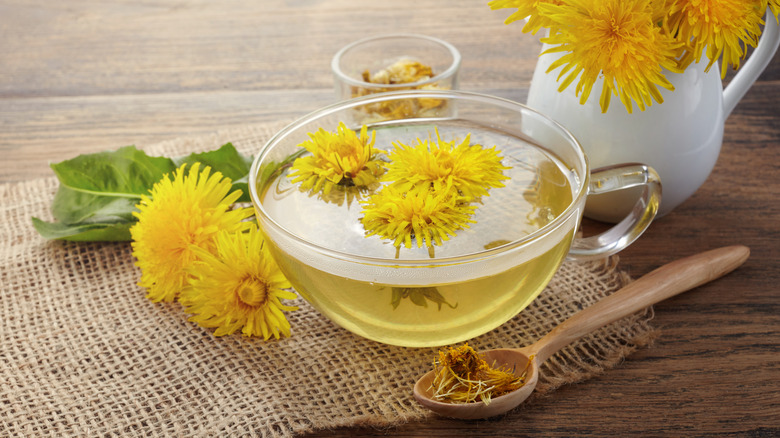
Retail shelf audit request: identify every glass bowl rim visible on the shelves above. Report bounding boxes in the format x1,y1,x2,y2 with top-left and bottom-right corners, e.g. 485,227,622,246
331,33,462,90
248,89,589,267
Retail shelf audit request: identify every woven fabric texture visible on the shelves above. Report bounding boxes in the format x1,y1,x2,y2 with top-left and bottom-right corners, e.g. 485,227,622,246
0,122,657,437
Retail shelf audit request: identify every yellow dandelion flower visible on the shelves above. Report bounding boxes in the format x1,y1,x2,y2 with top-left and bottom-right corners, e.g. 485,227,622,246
360,183,477,249
384,130,510,200
180,227,297,339
288,122,385,195
540,0,683,113
768,0,780,20
488,0,566,34
665,0,768,78
130,162,253,303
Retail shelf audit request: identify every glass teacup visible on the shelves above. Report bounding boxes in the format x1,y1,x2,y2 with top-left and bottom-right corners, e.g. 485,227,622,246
249,90,660,348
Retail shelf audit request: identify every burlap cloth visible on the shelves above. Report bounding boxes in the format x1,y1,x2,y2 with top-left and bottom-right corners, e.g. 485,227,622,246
0,121,658,437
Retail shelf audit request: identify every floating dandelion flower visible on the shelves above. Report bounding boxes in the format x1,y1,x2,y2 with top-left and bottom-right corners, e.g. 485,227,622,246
130,163,253,303
540,0,683,113
181,227,297,339
360,183,477,249
287,122,385,195
384,130,510,200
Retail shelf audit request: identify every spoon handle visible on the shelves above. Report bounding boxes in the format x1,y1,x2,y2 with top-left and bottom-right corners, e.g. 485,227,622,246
529,245,750,363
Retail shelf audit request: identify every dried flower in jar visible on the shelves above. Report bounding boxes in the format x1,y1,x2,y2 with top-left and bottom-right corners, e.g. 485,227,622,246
361,59,434,85
351,59,449,121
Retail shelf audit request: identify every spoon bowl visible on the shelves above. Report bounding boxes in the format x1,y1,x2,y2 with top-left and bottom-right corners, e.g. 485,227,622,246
414,245,750,419
414,348,539,419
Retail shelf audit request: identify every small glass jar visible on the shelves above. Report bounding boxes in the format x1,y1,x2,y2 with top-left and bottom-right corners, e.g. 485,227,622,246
331,34,461,101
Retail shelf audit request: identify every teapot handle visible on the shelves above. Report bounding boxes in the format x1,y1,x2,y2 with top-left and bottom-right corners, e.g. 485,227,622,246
723,11,780,118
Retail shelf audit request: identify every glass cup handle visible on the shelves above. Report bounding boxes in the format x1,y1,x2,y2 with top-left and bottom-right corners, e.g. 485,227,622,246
568,163,662,261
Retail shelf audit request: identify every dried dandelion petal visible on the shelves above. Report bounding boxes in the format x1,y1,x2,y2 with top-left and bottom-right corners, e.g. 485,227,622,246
366,59,434,85
430,343,530,405
418,84,449,109
353,59,449,119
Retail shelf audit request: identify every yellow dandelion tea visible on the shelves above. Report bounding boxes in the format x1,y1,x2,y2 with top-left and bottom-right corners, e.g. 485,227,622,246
180,227,298,339
384,129,511,200
665,0,769,78
287,122,385,195
430,343,531,405
360,183,477,249
539,0,684,113
130,162,254,303
259,122,576,344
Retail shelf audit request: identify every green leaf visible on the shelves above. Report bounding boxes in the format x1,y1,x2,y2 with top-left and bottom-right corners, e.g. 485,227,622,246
50,145,176,198
35,143,256,242
408,289,429,308
36,146,169,242
32,217,132,241
391,288,403,309
51,185,138,224
255,148,308,199
173,143,254,202
390,287,458,311
420,287,458,310
173,142,251,177
231,174,251,203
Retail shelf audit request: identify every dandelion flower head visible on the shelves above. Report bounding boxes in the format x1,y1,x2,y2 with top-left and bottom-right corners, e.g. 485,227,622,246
541,0,683,113
130,162,253,303
360,183,477,249
180,227,297,339
384,130,511,200
488,0,566,34
768,0,780,20
665,0,771,78
288,122,385,195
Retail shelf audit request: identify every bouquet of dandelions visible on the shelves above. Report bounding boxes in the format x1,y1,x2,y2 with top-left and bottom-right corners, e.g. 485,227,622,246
33,145,298,341
488,0,780,113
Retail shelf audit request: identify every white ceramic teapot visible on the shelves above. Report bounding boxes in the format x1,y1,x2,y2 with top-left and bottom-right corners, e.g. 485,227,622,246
527,13,780,222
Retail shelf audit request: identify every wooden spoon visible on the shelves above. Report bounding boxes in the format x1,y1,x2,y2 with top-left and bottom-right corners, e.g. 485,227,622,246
414,245,750,419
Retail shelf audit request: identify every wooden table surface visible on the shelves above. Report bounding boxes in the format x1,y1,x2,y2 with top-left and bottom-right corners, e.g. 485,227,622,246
2,1,778,436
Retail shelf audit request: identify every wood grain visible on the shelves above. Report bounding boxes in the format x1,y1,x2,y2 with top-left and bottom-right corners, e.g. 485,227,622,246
2,1,778,436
